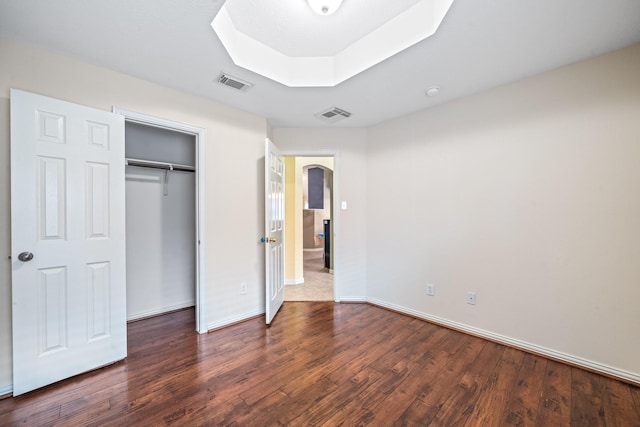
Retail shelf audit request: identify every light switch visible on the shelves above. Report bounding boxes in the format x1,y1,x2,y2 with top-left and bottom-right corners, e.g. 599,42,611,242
341,201,348,210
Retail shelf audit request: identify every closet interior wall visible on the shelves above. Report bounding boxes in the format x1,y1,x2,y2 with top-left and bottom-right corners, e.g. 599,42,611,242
125,121,196,321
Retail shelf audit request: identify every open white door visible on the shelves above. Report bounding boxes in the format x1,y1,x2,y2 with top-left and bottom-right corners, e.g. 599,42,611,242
264,138,285,325
10,89,127,395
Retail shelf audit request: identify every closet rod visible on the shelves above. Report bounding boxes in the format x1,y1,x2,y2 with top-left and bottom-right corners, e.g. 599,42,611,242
125,158,195,172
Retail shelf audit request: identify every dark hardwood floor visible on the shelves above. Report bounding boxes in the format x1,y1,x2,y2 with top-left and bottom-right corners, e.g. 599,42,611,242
1,302,639,426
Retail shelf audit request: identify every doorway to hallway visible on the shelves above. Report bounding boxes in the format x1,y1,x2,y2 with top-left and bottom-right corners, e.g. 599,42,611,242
283,156,334,302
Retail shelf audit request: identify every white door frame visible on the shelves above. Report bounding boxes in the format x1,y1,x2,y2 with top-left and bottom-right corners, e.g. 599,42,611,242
281,149,340,302
113,107,207,333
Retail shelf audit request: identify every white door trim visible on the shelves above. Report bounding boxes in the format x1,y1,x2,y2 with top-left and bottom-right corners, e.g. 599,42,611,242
280,149,340,302
112,107,208,334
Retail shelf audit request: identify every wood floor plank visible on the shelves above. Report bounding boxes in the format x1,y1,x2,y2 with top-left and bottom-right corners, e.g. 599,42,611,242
55,397,112,427
321,361,413,425
502,352,548,426
1,302,638,426
464,346,525,426
571,367,607,426
427,341,506,426
368,321,434,373
588,372,640,427
323,327,397,386
392,399,423,426
174,394,251,427
274,377,339,425
366,328,469,425
232,389,294,426
398,335,487,424
238,349,316,406
631,385,640,421
536,359,572,426
289,366,384,425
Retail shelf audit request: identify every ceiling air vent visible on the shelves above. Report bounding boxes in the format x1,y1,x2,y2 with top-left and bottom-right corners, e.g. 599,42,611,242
217,73,253,91
315,107,352,123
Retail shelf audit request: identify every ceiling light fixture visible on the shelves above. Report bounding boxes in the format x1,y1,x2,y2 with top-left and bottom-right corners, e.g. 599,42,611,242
307,0,343,15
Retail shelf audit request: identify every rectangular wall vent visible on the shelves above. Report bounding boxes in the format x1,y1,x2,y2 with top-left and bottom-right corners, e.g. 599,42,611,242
315,107,352,123
217,73,253,91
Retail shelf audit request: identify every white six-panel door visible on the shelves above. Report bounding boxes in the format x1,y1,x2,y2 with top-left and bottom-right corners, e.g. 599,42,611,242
265,138,284,325
10,89,127,395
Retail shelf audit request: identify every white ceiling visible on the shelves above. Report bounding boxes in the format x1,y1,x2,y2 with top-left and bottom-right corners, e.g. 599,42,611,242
1,0,640,128
214,0,453,87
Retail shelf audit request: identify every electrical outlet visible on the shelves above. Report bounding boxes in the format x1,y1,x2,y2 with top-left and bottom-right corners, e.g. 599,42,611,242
466,292,476,305
240,282,248,295
426,283,435,296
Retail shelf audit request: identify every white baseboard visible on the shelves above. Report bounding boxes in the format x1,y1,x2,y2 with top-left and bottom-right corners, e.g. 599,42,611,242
367,297,640,386
127,301,195,322
207,309,265,331
0,384,12,398
285,278,305,285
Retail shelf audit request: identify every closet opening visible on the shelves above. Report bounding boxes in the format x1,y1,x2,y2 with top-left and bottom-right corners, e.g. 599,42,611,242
115,107,207,334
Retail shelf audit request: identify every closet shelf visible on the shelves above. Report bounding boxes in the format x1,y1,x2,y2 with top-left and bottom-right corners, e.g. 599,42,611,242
125,158,195,172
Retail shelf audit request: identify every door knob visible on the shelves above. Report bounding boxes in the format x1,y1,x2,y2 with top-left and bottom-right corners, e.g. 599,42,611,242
18,252,34,262
260,237,277,244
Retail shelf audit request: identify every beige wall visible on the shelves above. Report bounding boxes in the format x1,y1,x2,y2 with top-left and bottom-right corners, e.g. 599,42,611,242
0,38,268,392
366,44,640,382
274,129,368,301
